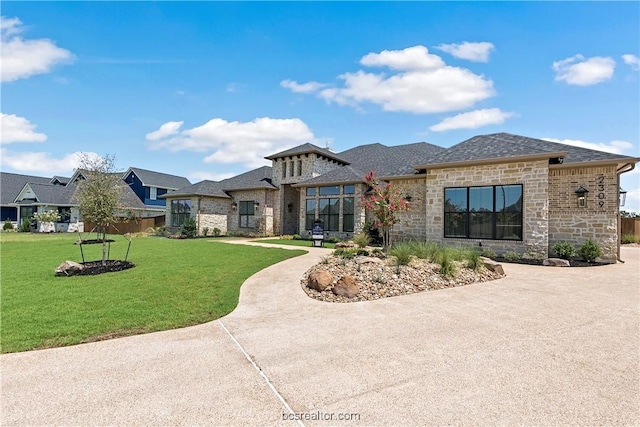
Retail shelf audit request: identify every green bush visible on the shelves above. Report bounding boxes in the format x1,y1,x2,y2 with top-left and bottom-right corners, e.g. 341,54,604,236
552,242,575,260
439,253,456,278
621,234,639,244
502,251,521,262
281,234,294,240
213,228,221,237
201,227,209,237
390,243,412,265
577,239,603,262
326,237,340,244
19,219,31,233
3,219,14,231
181,217,197,238
292,234,302,240
480,248,497,259
466,250,484,271
352,232,372,248
334,248,357,259
356,248,370,256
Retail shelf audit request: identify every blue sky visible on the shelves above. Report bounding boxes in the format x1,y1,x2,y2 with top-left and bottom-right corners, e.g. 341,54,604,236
1,2,639,211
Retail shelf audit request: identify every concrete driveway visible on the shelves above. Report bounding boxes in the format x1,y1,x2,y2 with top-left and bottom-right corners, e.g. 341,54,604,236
2,243,638,426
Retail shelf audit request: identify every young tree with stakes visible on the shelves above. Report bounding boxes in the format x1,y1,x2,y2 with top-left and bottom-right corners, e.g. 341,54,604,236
73,154,125,266
361,171,410,250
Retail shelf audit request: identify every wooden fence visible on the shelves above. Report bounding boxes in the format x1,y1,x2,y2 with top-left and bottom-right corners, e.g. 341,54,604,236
84,216,165,235
621,218,640,238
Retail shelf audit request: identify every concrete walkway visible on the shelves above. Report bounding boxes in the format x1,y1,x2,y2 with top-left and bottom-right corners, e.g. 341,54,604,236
2,243,639,426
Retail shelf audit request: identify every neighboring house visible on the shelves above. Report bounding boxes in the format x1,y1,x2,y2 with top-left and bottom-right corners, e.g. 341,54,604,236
1,166,189,232
122,167,191,216
164,132,638,262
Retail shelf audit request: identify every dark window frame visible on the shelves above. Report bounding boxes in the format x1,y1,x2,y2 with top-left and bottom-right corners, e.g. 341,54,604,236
171,199,192,227
239,201,255,228
444,184,523,241
318,198,340,231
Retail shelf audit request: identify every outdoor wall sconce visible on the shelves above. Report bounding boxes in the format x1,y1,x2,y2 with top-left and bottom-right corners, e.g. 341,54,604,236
575,186,589,208
287,202,294,213
231,202,237,210
254,201,260,210
404,194,413,202
620,187,627,207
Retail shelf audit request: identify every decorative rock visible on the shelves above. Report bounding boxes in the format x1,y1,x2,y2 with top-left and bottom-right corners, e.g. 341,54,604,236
308,271,333,291
355,255,383,265
55,260,85,276
480,257,505,276
335,241,357,249
543,258,570,267
333,275,359,298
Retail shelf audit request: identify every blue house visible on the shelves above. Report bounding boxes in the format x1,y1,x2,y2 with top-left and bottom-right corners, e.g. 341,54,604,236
122,167,191,214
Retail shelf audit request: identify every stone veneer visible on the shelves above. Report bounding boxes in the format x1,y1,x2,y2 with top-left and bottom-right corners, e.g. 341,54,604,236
389,178,427,242
548,165,619,262
424,160,549,258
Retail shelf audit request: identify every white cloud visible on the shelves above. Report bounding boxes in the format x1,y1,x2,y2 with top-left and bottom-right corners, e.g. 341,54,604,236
145,121,183,141
542,138,634,155
147,117,315,168
287,45,495,114
429,108,515,132
435,42,495,62
0,113,47,144
622,186,640,213
622,54,640,71
0,148,99,175
280,79,327,94
1,16,74,82
552,55,615,86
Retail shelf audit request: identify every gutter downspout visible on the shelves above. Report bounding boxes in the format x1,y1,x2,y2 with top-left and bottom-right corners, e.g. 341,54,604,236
616,162,636,263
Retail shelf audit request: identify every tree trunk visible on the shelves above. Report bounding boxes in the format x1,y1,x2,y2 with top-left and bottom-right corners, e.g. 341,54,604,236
101,225,107,266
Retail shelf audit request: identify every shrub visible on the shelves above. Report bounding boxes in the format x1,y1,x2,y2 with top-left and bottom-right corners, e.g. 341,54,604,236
502,251,521,262
326,237,340,244
281,234,294,240
352,232,372,248
480,248,497,259
552,242,575,260
213,228,221,237
320,256,329,264
390,243,412,266
201,227,209,237
181,217,197,238
292,234,302,240
19,219,31,233
577,239,603,262
3,219,14,231
621,234,639,244
466,250,484,271
438,253,456,278
334,248,357,259
356,248,370,256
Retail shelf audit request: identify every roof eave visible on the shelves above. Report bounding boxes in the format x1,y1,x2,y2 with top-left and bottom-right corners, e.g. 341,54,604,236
414,152,567,170
550,158,640,170
291,179,365,188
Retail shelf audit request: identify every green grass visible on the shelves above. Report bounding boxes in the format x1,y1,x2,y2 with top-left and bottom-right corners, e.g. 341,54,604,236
0,233,305,353
253,238,336,249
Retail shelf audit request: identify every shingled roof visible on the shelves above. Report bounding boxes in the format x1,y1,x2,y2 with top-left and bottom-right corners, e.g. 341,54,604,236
1,172,52,206
15,183,77,206
265,143,350,165
416,133,638,168
124,167,191,189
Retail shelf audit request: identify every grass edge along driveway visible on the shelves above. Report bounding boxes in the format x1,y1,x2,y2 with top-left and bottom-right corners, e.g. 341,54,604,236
0,233,305,353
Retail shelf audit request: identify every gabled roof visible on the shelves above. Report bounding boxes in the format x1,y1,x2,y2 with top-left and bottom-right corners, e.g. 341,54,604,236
415,133,638,169
161,166,277,199
15,182,77,205
293,165,367,187
124,167,191,189
1,172,52,205
265,143,350,165
50,176,70,185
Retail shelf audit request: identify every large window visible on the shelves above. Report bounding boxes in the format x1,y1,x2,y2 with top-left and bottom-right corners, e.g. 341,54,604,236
171,199,191,227
58,207,71,223
444,185,522,240
305,199,316,230
319,185,340,196
318,198,340,231
239,201,255,228
343,197,354,232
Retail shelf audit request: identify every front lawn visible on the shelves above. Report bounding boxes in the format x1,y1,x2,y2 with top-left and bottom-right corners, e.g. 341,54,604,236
0,233,305,353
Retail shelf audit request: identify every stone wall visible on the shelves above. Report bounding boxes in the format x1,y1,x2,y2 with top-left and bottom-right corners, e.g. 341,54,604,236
196,213,227,236
389,178,427,242
227,189,275,235
424,160,549,258
548,165,619,262
271,154,341,187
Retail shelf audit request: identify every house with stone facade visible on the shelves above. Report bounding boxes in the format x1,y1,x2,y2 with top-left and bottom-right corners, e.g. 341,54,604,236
163,132,638,263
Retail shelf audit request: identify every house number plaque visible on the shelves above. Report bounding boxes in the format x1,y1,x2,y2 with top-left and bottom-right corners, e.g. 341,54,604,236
597,174,605,208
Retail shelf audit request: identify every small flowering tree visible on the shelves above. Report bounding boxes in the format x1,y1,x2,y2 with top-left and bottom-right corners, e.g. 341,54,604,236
33,210,61,233
361,171,410,249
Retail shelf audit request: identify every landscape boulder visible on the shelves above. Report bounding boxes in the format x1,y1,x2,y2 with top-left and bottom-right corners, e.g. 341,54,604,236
308,271,333,291
55,260,85,276
355,255,383,265
332,275,360,298
543,258,570,267
480,257,505,276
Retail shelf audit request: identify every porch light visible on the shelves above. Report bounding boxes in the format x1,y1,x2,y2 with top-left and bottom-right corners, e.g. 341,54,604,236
404,194,412,202
575,186,589,208
287,202,294,213
620,187,627,207
254,201,260,210
231,202,237,210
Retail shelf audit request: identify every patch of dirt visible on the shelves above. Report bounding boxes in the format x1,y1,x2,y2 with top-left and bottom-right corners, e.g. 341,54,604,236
302,255,504,303
75,239,116,245
78,260,135,275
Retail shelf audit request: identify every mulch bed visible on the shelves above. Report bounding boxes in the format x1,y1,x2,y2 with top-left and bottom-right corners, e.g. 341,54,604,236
78,260,135,275
75,239,116,245
492,257,609,267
